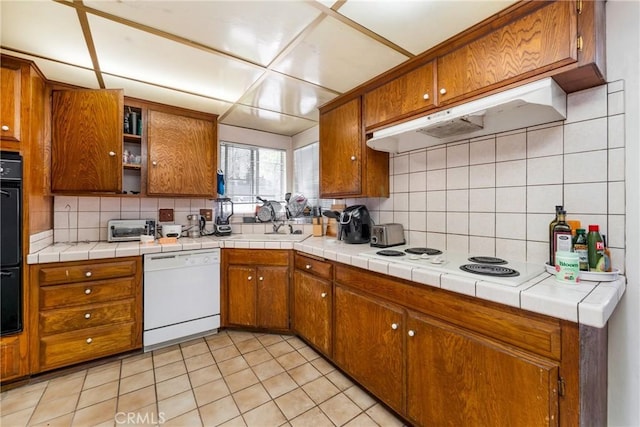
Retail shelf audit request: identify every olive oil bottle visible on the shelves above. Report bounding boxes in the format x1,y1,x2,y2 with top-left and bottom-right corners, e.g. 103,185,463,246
548,205,563,265
552,210,572,265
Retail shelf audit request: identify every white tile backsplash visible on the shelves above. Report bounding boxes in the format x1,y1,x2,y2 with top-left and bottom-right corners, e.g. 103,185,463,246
408,171,427,192
526,185,563,214
426,190,446,211
446,190,468,212
394,154,410,174
566,85,607,123
565,182,608,214
393,173,409,192
527,156,563,185
469,137,496,165
426,170,446,191
78,197,100,212
496,131,526,161
608,114,625,148
608,91,625,115
409,150,427,173
446,167,468,189
496,187,526,213
469,188,495,212
426,147,446,170
447,212,468,235
100,197,121,212
496,160,526,187
527,125,563,158
469,164,495,188
447,142,469,167
495,213,526,240
564,150,608,183
564,117,608,153
608,148,625,181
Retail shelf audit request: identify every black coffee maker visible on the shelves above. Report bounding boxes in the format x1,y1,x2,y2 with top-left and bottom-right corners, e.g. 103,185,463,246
339,205,371,244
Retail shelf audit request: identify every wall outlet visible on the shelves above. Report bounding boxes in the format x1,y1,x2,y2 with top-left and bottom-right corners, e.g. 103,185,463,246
200,208,213,222
159,208,174,222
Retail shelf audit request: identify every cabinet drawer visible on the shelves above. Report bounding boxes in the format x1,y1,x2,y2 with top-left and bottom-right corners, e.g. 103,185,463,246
295,254,332,280
40,277,136,309
39,299,136,335
38,259,138,285
39,322,137,371
225,249,289,266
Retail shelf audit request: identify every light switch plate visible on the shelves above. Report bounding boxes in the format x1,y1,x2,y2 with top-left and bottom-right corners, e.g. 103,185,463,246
159,209,174,222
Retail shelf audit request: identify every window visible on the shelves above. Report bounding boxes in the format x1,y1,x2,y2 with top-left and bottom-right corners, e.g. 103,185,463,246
219,142,286,212
293,142,319,206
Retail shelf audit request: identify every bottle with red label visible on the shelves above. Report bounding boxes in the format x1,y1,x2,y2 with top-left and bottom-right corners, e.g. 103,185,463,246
587,224,605,271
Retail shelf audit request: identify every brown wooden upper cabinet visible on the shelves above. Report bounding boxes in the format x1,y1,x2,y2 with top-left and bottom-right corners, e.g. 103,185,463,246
319,97,389,198
51,89,123,193
364,61,435,129
437,1,577,105
0,62,21,143
146,110,216,197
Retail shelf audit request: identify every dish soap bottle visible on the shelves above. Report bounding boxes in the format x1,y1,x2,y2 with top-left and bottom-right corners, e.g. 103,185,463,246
573,229,589,271
548,205,563,265
587,225,605,271
552,210,572,265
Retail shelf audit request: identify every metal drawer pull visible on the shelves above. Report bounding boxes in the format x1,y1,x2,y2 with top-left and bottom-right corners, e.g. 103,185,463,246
391,323,398,330
247,276,252,280
423,93,430,100
109,151,116,157
439,88,447,95
85,271,92,277
85,313,91,319
1,125,9,131
86,338,93,344
321,292,327,298
85,288,91,295
408,330,415,337
259,277,264,281
305,264,311,270
350,156,356,161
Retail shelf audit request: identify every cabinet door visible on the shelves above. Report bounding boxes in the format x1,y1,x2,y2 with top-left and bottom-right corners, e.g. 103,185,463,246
293,271,331,355
320,98,362,197
364,61,435,129
147,110,216,197
227,266,256,326
406,312,559,427
0,64,21,142
0,335,24,381
438,1,576,104
334,285,404,412
256,266,289,330
51,89,123,193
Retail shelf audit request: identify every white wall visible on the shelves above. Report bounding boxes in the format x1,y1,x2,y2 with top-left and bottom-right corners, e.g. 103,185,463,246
605,1,639,425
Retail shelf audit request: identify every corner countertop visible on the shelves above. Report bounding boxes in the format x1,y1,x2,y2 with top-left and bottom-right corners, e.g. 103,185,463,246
27,235,626,329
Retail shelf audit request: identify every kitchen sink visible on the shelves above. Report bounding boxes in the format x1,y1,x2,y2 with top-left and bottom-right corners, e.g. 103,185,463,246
224,233,310,242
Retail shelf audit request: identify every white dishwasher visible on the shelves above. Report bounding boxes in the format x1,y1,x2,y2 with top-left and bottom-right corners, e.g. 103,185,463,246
143,249,220,351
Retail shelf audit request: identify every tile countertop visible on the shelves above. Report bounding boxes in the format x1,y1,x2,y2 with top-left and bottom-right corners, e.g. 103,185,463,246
27,235,626,329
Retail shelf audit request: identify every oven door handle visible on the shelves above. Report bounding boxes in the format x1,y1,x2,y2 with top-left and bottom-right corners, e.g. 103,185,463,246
0,271,15,277
0,190,11,197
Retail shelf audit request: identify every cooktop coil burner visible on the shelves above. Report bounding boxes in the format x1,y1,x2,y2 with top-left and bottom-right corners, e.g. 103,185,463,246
467,256,507,264
404,247,443,255
376,249,406,257
459,264,520,277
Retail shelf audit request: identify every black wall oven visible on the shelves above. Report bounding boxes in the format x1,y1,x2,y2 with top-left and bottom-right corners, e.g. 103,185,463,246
1,152,23,336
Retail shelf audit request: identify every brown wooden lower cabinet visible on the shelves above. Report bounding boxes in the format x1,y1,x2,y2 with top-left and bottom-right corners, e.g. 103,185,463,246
334,285,404,414
223,249,291,331
292,270,332,356
29,257,142,373
406,311,559,427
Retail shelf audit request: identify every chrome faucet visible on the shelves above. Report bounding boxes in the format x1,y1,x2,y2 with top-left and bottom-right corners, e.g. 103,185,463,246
271,220,294,234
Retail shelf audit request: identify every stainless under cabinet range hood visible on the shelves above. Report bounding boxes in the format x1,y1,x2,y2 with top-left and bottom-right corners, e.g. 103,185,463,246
366,77,567,154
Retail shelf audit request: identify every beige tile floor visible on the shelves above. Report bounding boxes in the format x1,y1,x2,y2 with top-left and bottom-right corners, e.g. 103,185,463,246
0,331,406,426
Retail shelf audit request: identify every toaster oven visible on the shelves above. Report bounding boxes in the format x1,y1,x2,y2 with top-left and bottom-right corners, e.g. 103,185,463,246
108,219,156,242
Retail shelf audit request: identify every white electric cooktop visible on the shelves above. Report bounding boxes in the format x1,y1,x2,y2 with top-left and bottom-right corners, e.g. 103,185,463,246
358,245,546,287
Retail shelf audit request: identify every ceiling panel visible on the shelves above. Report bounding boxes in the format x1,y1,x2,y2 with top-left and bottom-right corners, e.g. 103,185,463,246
223,105,317,137
0,1,93,68
238,72,339,122
0,50,101,89
88,14,265,102
102,74,232,116
271,15,409,93
83,0,322,67
338,0,518,55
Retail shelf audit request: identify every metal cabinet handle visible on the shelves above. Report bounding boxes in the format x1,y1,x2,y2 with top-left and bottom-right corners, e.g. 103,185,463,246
439,88,447,95
109,151,116,157
84,313,91,319
391,323,398,330
259,277,264,281
84,288,91,295
350,156,356,161
152,161,158,166
408,330,415,337
85,271,92,277
1,125,9,131
305,264,311,270
321,292,327,298
86,338,93,344
247,276,252,281
423,93,430,100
